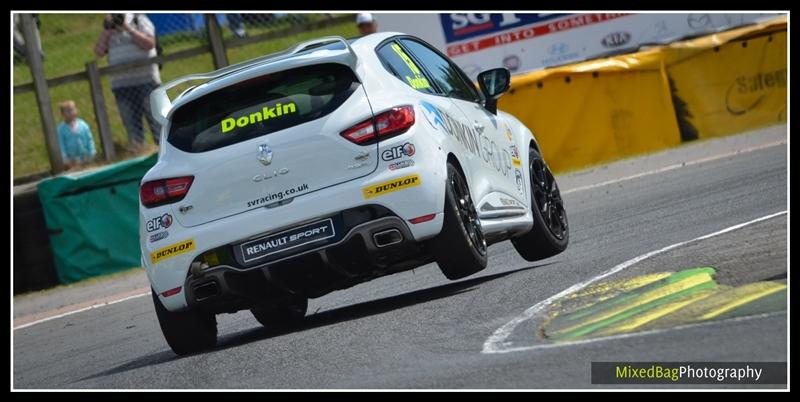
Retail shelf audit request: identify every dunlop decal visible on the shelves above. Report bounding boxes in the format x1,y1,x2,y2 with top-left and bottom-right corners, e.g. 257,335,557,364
362,175,421,199
151,239,195,264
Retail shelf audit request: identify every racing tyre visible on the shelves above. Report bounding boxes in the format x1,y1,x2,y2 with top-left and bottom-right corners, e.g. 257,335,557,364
512,147,569,261
431,162,488,280
251,295,308,328
152,290,217,355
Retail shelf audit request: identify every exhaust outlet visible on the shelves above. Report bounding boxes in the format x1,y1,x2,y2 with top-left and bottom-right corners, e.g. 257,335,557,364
373,228,403,248
194,281,219,302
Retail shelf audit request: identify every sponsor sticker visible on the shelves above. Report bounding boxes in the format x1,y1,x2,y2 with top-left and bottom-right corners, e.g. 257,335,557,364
510,145,521,167
504,125,513,142
389,160,415,171
146,213,173,232
362,174,421,199
390,43,431,90
381,142,416,161
149,231,169,243
247,183,310,208
151,239,195,264
420,101,513,178
220,102,297,134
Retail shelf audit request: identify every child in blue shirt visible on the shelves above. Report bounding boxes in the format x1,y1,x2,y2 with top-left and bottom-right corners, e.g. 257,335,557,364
57,100,97,168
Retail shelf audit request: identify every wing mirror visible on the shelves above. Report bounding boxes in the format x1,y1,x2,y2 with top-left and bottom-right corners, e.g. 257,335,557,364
477,67,511,115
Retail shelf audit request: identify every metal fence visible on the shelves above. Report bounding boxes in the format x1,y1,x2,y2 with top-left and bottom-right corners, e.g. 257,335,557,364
13,13,357,182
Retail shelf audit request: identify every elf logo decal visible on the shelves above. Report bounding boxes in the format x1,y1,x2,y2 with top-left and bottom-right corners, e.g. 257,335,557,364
151,239,195,264
381,142,416,161
221,102,297,134
362,175,421,199
146,213,173,232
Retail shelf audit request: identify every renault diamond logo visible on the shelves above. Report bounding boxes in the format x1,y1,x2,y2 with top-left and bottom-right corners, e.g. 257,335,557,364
257,144,273,166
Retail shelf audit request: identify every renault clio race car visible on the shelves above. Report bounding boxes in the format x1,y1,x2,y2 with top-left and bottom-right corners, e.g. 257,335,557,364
142,33,569,355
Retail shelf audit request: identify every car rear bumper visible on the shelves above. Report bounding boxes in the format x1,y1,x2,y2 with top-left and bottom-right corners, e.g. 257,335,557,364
179,213,435,313
145,170,445,312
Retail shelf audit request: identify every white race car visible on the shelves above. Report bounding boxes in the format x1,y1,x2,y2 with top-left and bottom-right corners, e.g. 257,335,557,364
142,33,569,355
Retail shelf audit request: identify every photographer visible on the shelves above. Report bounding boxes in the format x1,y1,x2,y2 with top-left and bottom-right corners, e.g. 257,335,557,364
94,13,162,151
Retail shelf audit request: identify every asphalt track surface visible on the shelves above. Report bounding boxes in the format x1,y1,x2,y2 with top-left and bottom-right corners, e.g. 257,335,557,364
13,125,788,389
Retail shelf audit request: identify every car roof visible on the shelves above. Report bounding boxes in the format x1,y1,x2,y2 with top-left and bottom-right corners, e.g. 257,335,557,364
169,32,407,110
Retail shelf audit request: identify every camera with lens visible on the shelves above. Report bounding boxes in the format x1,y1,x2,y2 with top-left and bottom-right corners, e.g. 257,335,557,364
103,14,125,30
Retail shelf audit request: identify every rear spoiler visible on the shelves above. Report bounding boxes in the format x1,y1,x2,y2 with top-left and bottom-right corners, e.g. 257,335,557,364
149,36,357,126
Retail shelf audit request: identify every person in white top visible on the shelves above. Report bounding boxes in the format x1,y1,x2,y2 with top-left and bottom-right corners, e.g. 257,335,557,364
356,13,378,36
94,13,162,150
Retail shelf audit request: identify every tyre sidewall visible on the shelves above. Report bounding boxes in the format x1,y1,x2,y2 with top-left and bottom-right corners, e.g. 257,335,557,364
527,148,569,249
431,163,488,279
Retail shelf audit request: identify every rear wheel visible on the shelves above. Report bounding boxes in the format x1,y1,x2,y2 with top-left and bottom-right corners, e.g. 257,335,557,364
512,147,569,261
250,295,308,328
430,162,488,280
152,290,217,355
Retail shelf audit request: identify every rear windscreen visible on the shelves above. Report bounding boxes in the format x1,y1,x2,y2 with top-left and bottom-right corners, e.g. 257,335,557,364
168,63,360,153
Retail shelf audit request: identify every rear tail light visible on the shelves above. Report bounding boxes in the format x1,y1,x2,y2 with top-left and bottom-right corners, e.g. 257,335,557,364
141,176,194,208
340,105,415,145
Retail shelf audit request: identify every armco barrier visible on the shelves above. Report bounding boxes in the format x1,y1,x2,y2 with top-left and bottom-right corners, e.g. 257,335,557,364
499,16,786,173
37,153,157,284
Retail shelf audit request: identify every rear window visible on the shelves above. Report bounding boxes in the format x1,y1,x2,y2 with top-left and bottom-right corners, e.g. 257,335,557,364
168,63,359,153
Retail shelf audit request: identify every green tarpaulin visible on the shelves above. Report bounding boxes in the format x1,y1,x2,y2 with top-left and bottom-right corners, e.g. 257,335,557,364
37,153,158,284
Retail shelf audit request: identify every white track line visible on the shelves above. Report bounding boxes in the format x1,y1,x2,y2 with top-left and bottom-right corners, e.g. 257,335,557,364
561,140,786,195
13,291,150,331
491,311,786,354
13,140,786,331
482,210,788,354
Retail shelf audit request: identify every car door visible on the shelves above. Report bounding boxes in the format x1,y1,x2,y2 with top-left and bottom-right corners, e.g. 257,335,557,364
397,38,523,210
374,39,469,174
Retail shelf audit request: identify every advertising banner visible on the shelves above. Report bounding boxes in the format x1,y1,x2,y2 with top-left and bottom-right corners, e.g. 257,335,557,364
376,13,781,79
494,16,786,173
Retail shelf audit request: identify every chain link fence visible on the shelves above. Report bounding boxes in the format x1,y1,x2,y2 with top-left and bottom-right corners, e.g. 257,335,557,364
13,12,357,182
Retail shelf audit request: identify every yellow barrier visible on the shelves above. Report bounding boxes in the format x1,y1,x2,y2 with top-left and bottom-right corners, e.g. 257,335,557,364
500,16,787,172
664,21,787,139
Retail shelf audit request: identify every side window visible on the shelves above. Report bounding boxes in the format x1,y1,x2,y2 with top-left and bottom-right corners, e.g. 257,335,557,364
399,39,481,103
376,41,435,94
